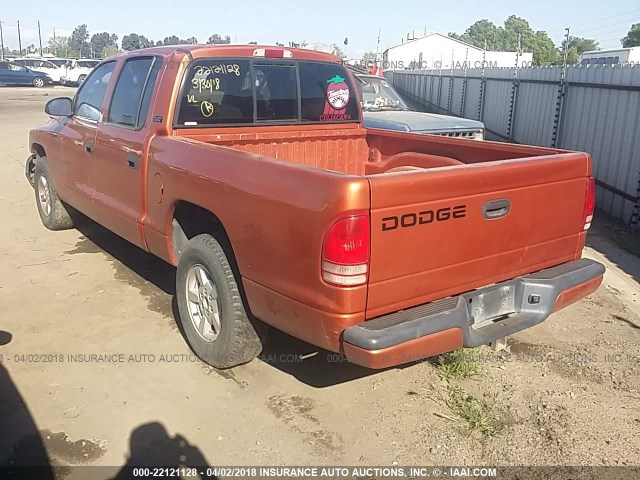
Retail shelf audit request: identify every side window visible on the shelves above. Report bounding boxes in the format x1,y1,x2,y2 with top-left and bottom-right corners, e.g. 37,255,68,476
138,59,163,127
73,61,115,121
253,63,297,121
108,57,162,128
298,62,359,122
0,63,8,70
177,59,252,126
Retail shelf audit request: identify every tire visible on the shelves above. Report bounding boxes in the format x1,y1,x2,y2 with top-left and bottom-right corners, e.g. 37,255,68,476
32,77,45,88
77,75,87,86
176,234,263,368
34,157,74,231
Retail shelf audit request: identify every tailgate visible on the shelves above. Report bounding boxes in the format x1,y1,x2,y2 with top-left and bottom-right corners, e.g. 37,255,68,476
366,152,591,318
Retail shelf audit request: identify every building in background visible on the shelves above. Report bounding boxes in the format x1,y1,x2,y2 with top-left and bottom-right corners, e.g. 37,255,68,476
579,46,640,66
383,32,533,70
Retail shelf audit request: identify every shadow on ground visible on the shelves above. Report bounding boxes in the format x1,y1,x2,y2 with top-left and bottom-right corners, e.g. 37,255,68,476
1,328,214,478
587,210,640,285
68,215,385,388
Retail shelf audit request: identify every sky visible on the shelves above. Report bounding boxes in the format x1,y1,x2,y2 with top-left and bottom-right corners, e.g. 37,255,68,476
1,0,638,58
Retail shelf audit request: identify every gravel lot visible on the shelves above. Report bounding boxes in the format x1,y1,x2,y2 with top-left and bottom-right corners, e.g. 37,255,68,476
0,85,639,476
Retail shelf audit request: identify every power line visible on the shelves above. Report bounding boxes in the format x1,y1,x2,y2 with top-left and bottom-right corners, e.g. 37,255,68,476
571,7,640,29
573,17,640,36
574,26,636,39
596,37,625,46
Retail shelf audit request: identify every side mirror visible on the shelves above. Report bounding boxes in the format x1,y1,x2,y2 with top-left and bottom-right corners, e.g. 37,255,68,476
45,97,73,117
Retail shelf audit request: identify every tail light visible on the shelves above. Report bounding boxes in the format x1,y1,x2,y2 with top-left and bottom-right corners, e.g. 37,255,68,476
322,213,370,287
583,177,595,230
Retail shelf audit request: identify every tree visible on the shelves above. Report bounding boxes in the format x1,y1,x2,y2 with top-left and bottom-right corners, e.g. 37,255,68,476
275,42,285,47
69,24,91,57
621,23,640,48
449,16,559,65
121,33,153,51
332,45,345,58
207,34,231,44
449,19,502,50
361,51,377,66
561,36,599,64
529,30,558,65
161,35,181,46
91,32,118,57
48,36,75,57
248,41,258,45
159,36,197,46
102,45,119,58
185,36,198,44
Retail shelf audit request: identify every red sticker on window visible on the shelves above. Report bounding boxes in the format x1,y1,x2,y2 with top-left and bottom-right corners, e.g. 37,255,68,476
320,75,352,121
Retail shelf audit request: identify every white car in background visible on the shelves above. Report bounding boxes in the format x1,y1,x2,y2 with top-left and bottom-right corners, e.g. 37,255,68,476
61,59,100,86
46,58,70,69
10,58,64,83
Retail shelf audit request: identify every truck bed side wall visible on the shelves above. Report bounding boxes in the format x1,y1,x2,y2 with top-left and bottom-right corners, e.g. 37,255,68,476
144,137,370,351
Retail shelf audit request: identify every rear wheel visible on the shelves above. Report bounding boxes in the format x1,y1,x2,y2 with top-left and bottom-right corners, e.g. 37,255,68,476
32,77,45,88
176,234,263,368
34,157,74,230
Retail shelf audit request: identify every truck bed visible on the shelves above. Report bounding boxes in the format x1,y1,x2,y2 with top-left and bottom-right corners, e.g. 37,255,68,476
177,125,571,176
176,125,591,319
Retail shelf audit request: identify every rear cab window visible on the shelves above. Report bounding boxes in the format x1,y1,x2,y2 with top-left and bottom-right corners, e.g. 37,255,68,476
175,58,359,127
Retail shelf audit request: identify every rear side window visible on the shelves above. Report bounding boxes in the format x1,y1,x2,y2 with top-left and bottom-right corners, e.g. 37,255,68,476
108,57,162,128
299,62,359,122
175,58,359,126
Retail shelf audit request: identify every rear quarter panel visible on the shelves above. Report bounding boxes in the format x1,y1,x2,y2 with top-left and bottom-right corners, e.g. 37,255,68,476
144,137,370,350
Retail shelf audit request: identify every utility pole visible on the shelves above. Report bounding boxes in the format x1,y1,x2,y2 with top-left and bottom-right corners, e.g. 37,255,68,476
37,20,43,56
17,20,22,56
482,39,487,72
552,27,571,148
562,27,570,71
375,28,381,68
0,21,4,60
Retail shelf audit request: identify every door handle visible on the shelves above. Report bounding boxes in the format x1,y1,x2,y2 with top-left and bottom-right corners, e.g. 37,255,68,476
483,199,510,219
84,141,94,154
126,155,139,169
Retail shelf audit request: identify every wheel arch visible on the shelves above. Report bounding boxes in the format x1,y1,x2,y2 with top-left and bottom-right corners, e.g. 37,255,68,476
170,200,254,316
170,201,237,267
31,143,46,158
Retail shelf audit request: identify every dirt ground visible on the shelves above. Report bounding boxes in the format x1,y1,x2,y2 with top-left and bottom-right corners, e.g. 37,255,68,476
0,86,639,475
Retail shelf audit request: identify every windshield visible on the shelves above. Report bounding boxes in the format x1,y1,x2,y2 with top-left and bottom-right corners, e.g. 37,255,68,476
355,76,408,111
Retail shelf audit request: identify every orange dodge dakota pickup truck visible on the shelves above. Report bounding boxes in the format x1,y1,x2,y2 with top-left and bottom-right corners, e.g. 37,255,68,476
26,45,605,369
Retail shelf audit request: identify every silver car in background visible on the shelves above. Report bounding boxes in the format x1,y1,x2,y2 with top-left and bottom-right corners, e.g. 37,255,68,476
354,73,485,140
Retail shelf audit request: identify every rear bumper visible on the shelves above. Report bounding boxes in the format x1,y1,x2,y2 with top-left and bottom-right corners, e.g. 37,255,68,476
343,258,605,369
